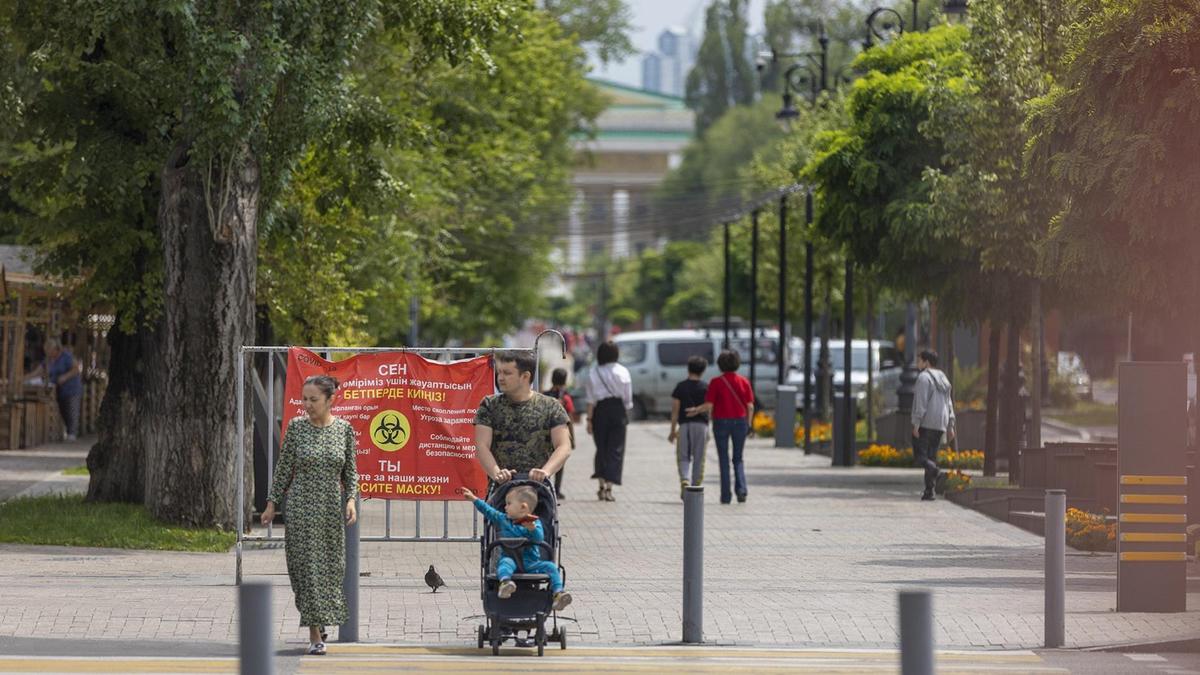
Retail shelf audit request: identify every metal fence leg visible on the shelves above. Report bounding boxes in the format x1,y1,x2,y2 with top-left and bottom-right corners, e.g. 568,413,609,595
683,485,704,644
899,590,934,675
239,581,274,675
340,494,361,642
1045,489,1066,648
237,348,245,586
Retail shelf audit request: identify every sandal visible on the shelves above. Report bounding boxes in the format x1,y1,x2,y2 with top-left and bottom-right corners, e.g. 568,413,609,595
308,642,327,656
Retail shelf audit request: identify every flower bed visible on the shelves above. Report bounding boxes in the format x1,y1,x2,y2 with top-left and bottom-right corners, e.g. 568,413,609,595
855,444,984,470
941,469,971,494
938,449,983,470
1065,508,1116,552
858,443,913,467
752,411,776,437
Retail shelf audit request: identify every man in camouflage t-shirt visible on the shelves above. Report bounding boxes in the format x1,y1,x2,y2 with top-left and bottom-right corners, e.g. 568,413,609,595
474,351,571,485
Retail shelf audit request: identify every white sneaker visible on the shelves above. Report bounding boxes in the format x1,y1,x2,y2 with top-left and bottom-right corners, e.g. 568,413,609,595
498,580,516,599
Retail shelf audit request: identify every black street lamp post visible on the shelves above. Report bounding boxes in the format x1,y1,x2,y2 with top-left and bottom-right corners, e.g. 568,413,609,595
749,209,760,405
803,193,815,454
777,195,789,386
723,221,732,350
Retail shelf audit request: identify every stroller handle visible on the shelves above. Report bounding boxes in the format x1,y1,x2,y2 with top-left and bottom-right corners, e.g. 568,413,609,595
486,538,555,573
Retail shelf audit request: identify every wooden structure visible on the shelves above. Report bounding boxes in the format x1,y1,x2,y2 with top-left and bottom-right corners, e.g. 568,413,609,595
0,246,110,450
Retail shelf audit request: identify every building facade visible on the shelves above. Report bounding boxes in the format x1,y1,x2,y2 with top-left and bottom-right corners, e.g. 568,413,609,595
563,79,695,273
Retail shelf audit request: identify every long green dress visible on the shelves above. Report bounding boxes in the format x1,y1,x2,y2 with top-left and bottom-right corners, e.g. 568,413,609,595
268,416,359,627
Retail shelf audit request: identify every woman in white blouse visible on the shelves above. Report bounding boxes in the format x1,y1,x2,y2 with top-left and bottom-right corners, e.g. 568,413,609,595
585,340,633,501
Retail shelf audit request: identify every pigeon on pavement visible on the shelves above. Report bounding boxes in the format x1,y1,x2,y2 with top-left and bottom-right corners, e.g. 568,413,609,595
425,565,446,593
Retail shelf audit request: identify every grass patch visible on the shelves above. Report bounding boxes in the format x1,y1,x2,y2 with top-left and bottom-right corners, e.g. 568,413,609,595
0,494,236,552
61,465,89,476
1047,400,1118,428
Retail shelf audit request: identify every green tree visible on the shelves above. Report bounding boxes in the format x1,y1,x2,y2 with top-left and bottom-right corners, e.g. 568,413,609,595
803,26,973,300
541,0,635,65
1027,0,1200,359
256,4,606,348
0,0,512,527
686,0,758,134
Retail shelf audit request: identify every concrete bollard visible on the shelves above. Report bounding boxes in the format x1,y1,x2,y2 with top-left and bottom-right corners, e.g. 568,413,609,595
340,494,361,643
899,589,934,675
682,485,704,644
1045,489,1066,648
775,386,798,449
239,582,274,675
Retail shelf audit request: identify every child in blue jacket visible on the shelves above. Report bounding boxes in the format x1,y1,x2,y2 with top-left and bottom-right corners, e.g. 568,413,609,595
462,485,573,611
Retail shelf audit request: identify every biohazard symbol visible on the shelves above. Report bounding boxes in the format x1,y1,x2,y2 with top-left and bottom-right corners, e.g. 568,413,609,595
369,410,411,452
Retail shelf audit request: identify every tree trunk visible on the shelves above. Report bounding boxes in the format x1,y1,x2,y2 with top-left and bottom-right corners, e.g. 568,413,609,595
86,325,151,502
140,146,258,529
1001,315,1024,484
983,322,1002,476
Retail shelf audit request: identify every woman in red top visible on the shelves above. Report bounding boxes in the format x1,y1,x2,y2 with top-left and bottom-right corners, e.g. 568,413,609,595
687,349,754,504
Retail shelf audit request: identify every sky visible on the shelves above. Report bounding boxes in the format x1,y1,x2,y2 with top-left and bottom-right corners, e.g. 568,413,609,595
587,0,768,89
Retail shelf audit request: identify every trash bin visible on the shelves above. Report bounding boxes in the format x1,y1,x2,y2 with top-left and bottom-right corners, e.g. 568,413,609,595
774,385,797,449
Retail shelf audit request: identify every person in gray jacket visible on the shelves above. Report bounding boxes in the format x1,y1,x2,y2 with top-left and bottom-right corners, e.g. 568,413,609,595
911,349,955,500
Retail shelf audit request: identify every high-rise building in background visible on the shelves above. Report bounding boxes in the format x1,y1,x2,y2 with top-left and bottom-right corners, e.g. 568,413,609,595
640,27,696,97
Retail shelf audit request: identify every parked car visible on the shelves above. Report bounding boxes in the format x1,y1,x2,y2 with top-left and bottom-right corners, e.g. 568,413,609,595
1056,351,1093,401
787,339,904,414
571,329,803,420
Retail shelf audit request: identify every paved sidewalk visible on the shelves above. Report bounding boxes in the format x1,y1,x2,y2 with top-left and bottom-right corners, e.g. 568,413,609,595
0,423,1197,651
0,439,89,501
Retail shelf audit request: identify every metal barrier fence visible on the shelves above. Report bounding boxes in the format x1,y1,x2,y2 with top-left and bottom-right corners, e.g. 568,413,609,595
234,332,566,586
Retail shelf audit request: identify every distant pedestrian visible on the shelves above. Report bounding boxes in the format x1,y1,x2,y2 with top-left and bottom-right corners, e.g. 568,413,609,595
262,375,359,656
688,350,754,504
912,349,956,501
29,338,83,441
585,340,632,502
669,355,709,500
542,367,576,499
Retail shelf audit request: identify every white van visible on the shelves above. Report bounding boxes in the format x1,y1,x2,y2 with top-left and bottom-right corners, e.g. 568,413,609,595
573,329,802,419
788,339,904,413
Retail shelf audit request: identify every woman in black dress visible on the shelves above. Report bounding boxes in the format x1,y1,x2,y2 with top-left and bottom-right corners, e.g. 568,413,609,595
584,340,633,501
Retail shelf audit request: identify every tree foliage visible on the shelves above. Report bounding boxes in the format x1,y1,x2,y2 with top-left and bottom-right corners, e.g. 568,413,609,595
803,26,974,302
541,0,635,65
1027,0,1200,354
686,0,759,134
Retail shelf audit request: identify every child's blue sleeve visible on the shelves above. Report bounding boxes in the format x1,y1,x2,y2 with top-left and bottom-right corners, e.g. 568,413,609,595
525,520,545,543
473,498,509,528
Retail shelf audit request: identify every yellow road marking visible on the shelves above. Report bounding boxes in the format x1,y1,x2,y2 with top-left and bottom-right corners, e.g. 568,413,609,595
1120,494,1187,505
0,657,235,673
1121,475,1187,486
324,645,1045,662
1120,513,1186,523
1120,532,1187,542
1120,551,1188,562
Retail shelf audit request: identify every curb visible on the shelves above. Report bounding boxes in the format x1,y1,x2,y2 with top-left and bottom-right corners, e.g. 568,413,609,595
1082,637,1200,654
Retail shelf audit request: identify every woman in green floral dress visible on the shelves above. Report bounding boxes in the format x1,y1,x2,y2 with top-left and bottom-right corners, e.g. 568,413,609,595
261,375,359,656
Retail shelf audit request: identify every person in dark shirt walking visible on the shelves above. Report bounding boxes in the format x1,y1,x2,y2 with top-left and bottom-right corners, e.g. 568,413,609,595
669,356,709,500
542,367,576,499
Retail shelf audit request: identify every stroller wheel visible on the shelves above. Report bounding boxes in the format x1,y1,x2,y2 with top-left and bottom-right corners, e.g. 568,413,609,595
492,641,500,656
477,625,485,649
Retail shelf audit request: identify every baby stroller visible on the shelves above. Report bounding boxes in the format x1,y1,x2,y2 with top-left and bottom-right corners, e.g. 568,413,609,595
475,474,568,656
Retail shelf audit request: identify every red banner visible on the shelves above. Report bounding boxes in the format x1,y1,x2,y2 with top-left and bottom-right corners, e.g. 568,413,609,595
283,347,493,500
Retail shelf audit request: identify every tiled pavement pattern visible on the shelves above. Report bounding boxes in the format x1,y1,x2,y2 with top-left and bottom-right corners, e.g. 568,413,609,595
0,422,1197,650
